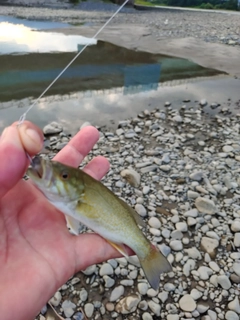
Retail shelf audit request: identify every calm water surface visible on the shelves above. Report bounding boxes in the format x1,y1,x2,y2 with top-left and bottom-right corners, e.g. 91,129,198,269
0,16,229,133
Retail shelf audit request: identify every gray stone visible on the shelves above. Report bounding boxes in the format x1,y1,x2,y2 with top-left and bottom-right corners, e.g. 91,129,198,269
99,263,113,276
49,291,61,307
79,289,88,302
234,233,240,247
43,122,63,135
142,312,153,320
110,285,124,302
103,275,115,288
115,294,140,314
148,217,161,229
231,220,240,232
228,296,240,314
138,282,148,295
195,197,216,214
84,303,94,318
197,266,213,280
135,204,147,217
62,300,76,318
170,240,183,251
201,237,219,257
82,264,97,275
148,300,161,316
225,311,239,320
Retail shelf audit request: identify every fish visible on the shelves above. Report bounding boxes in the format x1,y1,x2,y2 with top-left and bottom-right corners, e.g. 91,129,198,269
27,156,172,289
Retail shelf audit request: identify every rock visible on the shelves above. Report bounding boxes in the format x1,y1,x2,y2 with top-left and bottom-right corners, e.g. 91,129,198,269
170,240,183,251
217,275,231,289
234,233,240,247
176,222,188,232
142,312,153,320
49,291,61,307
167,315,179,320
233,262,240,277
209,261,220,272
208,310,217,320
189,171,203,181
43,122,63,135
187,190,199,199
185,247,201,259
225,311,239,320
228,296,240,314
158,291,169,303
172,115,183,123
103,275,115,288
179,294,196,311
62,300,76,318
184,209,199,217
190,288,203,300
148,217,161,229
79,289,88,301
201,237,219,257
200,99,207,106
197,302,209,313
231,220,240,232
82,264,97,275
115,294,140,314
135,204,147,217
164,283,176,292
120,169,141,187
160,165,171,172
223,145,234,152
99,263,113,276
195,197,216,214
138,282,148,295
84,303,94,318
110,285,124,302
183,259,196,276
197,266,213,280
148,300,161,316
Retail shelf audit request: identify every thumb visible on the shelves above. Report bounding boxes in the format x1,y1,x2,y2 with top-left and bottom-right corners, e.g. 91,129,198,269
0,122,43,199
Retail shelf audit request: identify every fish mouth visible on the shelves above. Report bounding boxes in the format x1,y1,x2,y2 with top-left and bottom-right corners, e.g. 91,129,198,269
27,156,53,186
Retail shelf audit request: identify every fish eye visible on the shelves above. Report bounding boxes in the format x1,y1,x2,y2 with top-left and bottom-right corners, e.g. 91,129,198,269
61,172,69,180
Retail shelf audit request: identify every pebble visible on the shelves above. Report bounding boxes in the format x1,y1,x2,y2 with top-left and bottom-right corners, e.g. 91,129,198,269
179,294,197,311
142,312,153,320
201,237,219,257
79,289,88,301
231,220,240,232
176,222,188,232
225,311,239,320
62,300,76,318
195,197,216,214
167,315,179,320
49,291,61,307
110,285,124,302
120,169,141,187
197,266,213,280
115,295,140,314
148,217,161,229
84,303,94,318
99,263,114,276
228,296,240,314
135,204,147,217
43,121,63,135
169,240,183,251
217,275,231,289
148,300,161,316
138,282,148,295
234,233,240,247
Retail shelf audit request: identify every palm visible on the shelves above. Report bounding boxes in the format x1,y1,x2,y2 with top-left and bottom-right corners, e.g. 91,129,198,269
0,125,119,320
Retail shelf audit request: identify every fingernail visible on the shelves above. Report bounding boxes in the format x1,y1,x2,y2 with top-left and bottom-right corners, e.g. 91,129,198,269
25,128,42,147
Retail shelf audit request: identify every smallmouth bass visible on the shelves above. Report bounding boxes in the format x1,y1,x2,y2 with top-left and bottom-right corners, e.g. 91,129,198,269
27,156,172,289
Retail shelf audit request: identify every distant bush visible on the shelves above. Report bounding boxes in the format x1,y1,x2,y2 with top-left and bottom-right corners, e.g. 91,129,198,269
69,0,80,4
199,2,214,9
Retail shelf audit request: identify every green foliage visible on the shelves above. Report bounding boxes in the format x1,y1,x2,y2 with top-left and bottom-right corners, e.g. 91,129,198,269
69,0,80,4
135,0,239,10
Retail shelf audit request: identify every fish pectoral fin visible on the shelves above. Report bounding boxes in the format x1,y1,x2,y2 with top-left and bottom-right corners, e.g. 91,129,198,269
66,215,82,235
106,240,129,258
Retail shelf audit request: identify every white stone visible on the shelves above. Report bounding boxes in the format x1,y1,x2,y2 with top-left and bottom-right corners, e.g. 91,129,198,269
79,289,88,301
43,122,63,135
228,296,240,314
185,247,202,259
195,197,216,214
120,169,141,187
82,264,97,275
115,294,140,314
158,291,168,303
170,240,183,251
138,282,148,295
184,209,199,217
183,259,196,277
208,310,217,320
234,233,240,247
217,275,231,289
179,294,196,311
197,302,209,313
190,288,203,300
167,315,179,320
147,288,158,297
233,262,240,277
187,190,199,199
84,303,94,318
231,220,240,232
189,171,203,181
142,312,153,320
110,285,124,301
103,275,115,288
209,261,220,272
176,222,188,232
148,217,161,229
135,204,147,217
197,266,213,280
148,300,161,316
99,263,113,276
223,145,234,152
225,311,239,320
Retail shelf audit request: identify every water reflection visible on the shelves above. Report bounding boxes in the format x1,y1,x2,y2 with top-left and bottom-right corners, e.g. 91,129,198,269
0,22,96,54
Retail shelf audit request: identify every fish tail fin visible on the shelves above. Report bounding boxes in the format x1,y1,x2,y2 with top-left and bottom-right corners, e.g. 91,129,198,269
139,245,172,290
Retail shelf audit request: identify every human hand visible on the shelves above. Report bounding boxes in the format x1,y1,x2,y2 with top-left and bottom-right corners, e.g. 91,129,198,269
0,122,120,320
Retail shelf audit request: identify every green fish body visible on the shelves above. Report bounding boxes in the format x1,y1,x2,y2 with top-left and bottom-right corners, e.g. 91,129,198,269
27,156,171,289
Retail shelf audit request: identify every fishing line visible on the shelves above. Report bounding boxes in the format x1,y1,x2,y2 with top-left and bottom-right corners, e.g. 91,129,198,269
18,0,129,125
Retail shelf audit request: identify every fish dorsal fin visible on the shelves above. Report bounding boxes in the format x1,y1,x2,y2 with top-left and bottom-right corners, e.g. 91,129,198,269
117,197,146,228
